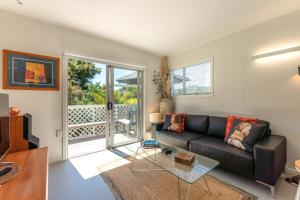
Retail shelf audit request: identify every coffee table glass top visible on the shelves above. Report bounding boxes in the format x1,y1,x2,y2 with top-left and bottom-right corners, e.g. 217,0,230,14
126,141,219,184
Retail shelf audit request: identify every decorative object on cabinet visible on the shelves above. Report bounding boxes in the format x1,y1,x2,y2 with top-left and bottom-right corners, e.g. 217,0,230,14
9,107,20,116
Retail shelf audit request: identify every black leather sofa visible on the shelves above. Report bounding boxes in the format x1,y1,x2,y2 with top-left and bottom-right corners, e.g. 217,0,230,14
155,114,286,196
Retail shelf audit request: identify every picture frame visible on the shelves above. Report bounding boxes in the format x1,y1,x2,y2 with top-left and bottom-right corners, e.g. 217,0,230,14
2,49,60,90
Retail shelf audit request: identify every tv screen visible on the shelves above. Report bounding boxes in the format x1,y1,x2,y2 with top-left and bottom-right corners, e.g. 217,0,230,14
0,93,10,161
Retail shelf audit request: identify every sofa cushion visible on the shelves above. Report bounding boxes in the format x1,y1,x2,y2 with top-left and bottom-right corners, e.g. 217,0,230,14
256,120,271,139
225,116,258,140
168,113,186,133
185,115,208,134
189,137,254,178
225,119,267,153
207,116,227,138
162,114,171,131
156,130,205,150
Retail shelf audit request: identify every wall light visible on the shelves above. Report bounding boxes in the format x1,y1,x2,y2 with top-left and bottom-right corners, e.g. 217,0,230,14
253,46,300,59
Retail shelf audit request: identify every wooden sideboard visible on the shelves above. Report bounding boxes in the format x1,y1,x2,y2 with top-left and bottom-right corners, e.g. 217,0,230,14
8,114,39,154
0,147,48,200
9,115,28,153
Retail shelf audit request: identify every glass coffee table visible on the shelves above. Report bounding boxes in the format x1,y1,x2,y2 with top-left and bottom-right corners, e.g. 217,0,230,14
127,142,219,200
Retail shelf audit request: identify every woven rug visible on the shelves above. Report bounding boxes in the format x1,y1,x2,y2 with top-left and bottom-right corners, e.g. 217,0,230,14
100,156,257,200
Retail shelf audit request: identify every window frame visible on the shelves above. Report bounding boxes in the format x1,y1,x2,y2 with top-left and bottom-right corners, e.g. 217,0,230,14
170,56,214,98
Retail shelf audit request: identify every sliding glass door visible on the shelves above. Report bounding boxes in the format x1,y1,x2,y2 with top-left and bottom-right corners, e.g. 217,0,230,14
67,59,108,157
106,66,143,147
65,56,144,158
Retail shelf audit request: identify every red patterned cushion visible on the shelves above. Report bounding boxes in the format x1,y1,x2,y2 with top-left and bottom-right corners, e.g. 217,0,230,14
176,112,186,130
168,113,186,133
224,116,257,141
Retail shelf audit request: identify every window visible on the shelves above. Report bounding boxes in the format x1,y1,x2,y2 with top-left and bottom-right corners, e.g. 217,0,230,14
171,58,213,96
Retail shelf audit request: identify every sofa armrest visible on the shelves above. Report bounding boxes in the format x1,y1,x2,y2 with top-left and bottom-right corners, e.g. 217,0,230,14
254,135,286,186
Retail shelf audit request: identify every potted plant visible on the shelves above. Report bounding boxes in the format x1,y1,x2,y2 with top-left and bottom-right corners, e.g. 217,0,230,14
153,70,173,120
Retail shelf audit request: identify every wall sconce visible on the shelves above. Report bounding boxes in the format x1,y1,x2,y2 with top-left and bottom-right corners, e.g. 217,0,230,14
253,46,300,59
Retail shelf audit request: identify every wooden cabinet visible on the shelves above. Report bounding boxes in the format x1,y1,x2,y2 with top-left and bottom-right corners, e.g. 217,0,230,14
9,114,39,154
0,148,48,200
9,115,28,153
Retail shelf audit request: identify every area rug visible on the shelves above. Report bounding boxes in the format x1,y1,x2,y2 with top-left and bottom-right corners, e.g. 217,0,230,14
100,156,257,200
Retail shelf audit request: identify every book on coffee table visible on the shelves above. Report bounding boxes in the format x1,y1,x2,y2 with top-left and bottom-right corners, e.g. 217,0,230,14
175,152,195,166
142,140,160,148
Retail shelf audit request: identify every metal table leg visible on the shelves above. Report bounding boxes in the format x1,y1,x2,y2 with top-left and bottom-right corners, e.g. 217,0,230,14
130,147,166,172
185,184,191,200
203,176,211,194
130,147,141,170
178,179,191,200
190,176,212,196
177,177,181,200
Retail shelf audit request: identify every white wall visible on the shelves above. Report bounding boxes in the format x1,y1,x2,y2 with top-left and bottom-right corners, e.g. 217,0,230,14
170,10,300,169
0,10,160,163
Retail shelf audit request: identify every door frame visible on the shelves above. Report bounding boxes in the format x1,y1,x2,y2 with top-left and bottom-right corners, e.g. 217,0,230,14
62,53,146,160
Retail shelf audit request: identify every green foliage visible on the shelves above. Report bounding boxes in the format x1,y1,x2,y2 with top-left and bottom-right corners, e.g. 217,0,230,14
84,83,106,104
68,59,105,105
114,86,137,104
68,59,137,105
68,59,102,90
68,81,107,105
68,80,84,105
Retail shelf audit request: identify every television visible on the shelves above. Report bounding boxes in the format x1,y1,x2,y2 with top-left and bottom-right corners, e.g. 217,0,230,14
0,93,19,185
0,93,10,160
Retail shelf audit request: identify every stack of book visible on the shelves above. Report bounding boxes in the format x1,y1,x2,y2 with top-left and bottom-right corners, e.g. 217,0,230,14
142,140,160,148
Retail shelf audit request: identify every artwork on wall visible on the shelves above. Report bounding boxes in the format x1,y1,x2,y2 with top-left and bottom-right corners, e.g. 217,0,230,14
2,49,60,90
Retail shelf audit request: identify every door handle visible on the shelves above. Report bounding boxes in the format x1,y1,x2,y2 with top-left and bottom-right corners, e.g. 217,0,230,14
107,102,113,110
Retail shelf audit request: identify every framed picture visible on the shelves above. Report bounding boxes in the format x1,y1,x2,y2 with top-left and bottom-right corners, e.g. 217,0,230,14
2,49,60,90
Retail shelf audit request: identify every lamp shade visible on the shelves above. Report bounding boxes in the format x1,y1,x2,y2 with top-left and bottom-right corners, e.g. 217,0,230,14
149,113,162,123
296,160,300,172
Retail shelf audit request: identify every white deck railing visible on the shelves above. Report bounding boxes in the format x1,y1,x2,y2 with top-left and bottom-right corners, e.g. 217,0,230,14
68,104,137,141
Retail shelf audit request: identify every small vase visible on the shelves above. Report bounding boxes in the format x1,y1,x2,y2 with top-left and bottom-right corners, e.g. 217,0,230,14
159,98,174,121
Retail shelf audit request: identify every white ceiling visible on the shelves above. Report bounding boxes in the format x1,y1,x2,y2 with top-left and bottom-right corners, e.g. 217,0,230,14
1,0,300,56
